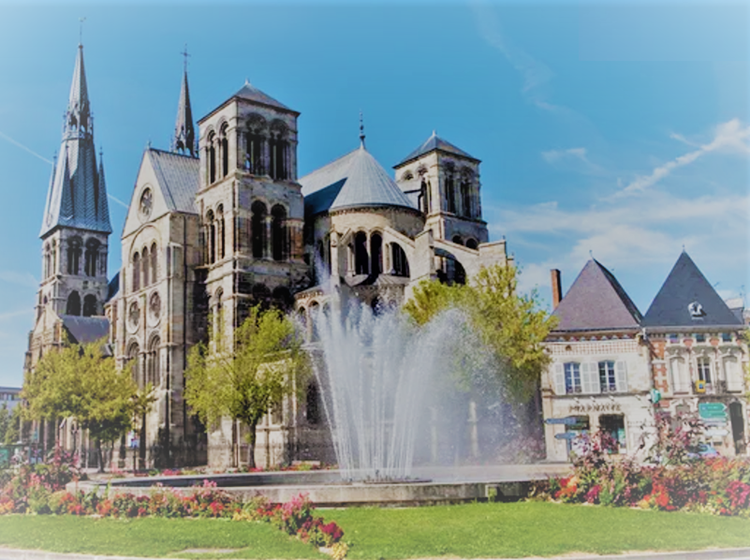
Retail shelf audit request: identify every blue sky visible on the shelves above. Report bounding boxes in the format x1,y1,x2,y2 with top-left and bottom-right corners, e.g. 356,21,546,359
0,1,747,386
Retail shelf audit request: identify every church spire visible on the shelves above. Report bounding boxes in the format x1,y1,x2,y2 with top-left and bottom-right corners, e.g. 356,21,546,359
40,44,111,238
64,44,92,139
172,45,195,156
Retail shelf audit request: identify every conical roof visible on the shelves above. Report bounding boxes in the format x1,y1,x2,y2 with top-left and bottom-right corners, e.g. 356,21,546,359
300,145,416,215
40,45,111,237
395,131,478,168
552,259,642,332
642,252,742,328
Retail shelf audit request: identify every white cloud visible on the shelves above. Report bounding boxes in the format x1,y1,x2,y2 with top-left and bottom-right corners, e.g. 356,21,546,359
0,271,37,289
0,309,32,322
616,119,750,197
541,147,588,164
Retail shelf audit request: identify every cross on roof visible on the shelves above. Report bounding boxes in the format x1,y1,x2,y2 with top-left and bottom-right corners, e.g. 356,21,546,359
181,44,190,72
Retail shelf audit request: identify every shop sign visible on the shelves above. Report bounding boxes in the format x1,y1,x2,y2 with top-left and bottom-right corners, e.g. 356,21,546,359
568,403,621,414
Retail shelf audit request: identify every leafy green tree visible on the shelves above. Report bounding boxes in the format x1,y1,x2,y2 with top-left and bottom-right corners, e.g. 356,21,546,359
185,305,307,468
3,405,21,445
22,341,137,471
403,263,556,402
0,403,12,444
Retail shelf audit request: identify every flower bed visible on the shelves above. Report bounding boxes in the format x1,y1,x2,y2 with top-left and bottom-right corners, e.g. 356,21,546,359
534,427,750,517
0,451,346,557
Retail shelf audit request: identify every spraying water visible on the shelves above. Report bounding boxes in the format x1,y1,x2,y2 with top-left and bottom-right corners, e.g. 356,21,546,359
311,298,490,481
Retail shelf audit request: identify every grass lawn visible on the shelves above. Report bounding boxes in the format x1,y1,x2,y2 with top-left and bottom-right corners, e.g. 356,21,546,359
3,502,750,559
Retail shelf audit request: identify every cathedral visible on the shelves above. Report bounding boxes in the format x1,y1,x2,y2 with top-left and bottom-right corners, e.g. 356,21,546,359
25,44,511,468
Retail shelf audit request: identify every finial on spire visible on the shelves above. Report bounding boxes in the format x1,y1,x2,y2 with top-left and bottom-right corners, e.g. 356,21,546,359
180,44,190,73
589,249,593,259
79,17,86,46
359,110,365,148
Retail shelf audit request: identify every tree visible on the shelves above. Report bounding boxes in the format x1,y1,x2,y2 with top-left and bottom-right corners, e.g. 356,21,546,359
403,263,556,402
22,340,137,471
184,305,307,468
0,404,12,444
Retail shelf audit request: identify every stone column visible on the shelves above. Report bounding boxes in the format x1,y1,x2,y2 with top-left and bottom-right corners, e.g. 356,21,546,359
264,216,273,259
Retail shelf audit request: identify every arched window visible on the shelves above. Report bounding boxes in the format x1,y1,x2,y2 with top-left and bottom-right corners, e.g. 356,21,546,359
83,294,97,317
43,244,50,279
207,132,217,184
127,342,141,387
132,252,141,292
460,177,472,218
271,205,287,261
67,237,82,275
391,243,410,277
445,169,456,213
354,232,369,275
245,114,266,175
269,120,289,180
370,233,382,276
206,210,216,264
251,201,267,259
50,240,57,277
466,238,478,250
217,205,225,259
452,235,463,245
84,238,100,277
418,178,430,214
150,243,158,283
66,291,81,316
220,124,229,178
142,246,150,287
147,336,160,387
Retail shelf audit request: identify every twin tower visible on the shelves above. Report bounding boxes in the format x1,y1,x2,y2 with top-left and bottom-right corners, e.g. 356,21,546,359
26,43,508,468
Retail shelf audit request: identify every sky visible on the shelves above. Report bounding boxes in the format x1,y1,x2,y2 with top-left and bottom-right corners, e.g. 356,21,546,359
0,1,747,387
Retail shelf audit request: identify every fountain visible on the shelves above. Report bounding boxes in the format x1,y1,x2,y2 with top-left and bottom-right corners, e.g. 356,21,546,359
75,297,571,504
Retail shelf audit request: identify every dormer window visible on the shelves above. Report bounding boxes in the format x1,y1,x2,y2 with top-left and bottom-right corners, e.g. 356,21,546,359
688,301,704,317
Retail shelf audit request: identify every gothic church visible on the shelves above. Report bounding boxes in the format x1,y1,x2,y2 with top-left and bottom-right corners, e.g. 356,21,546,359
25,44,510,468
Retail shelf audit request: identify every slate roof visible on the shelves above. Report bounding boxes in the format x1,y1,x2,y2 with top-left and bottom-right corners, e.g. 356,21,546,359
60,315,109,344
40,46,111,237
642,252,742,329
395,131,479,168
551,259,642,332
234,81,294,113
147,148,200,214
172,69,196,156
106,272,120,302
300,146,416,215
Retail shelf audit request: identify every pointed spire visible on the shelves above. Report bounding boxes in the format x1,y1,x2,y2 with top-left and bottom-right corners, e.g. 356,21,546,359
41,44,111,237
359,110,366,149
64,43,91,139
172,45,195,157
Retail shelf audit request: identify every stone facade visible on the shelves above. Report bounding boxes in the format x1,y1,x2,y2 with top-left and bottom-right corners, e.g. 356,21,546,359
27,44,512,469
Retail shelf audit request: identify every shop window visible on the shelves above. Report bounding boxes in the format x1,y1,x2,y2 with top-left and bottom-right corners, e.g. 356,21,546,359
599,414,626,453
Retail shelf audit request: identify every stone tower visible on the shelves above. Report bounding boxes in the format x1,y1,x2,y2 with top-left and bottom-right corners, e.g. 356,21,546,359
394,132,487,248
36,43,112,325
195,82,307,347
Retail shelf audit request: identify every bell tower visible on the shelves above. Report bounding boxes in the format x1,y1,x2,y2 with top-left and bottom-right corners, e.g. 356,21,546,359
36,43,112,322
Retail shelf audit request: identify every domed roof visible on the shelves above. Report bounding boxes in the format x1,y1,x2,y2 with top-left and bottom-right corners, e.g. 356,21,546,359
301,145,416,215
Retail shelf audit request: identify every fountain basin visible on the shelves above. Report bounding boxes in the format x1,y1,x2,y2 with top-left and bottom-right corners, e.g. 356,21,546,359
71,464,571,507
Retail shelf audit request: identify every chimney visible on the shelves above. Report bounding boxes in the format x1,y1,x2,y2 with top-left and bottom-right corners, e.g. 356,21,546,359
551,269,562,309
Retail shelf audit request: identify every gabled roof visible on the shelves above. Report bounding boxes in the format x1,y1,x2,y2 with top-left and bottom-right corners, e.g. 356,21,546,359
106,272,120,302
60,315,109,344
395,131,479,168
147,148,200,214
551,259,642,332
642,252,742,329
300,146,416,215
